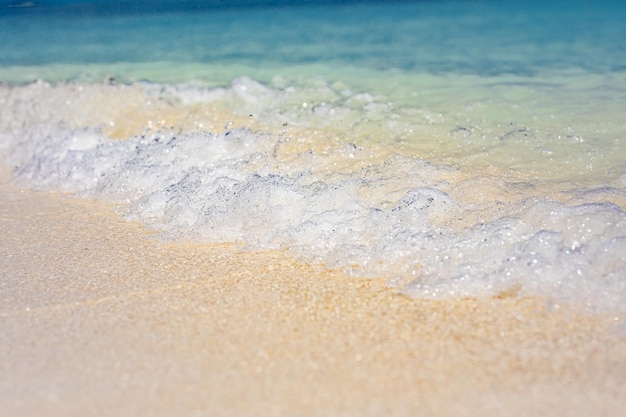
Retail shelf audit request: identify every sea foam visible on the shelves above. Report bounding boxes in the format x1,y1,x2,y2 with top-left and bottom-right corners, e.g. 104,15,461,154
1,80,625,315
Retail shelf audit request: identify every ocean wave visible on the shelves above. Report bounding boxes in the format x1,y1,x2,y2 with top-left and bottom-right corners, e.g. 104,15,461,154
2,79,625,315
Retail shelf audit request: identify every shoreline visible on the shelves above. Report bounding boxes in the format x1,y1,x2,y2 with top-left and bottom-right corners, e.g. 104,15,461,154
1,168,626,415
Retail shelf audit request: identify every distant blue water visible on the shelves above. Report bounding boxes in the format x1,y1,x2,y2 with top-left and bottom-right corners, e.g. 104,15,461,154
1,0,625,77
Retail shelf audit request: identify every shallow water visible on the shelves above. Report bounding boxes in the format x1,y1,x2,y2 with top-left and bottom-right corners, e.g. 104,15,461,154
1,0,625,314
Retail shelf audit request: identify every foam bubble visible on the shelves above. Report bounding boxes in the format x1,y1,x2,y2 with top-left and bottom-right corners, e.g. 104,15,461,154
2,81,625,316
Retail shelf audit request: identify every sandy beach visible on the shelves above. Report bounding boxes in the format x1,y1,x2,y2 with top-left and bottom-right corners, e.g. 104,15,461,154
1,166,626,416
2,1,626,414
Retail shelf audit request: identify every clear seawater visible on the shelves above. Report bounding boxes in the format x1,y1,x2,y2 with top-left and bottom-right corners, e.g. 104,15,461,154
1,0,625,315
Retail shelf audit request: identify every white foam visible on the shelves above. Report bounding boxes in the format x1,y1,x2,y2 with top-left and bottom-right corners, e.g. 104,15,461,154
2,80,625,316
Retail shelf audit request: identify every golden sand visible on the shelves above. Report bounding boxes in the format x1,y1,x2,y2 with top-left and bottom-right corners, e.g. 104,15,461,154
1,167,626,416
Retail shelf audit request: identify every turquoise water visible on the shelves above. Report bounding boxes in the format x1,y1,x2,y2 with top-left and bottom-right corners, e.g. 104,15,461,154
1,0,626,314
2,1,625,74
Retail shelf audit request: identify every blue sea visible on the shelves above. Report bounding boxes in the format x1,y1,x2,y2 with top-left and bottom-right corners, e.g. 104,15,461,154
1,0,625,314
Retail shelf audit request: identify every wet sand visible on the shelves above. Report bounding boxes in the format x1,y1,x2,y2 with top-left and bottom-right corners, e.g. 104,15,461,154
1,168,626,417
